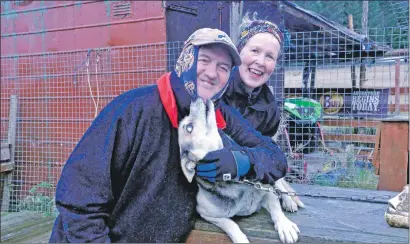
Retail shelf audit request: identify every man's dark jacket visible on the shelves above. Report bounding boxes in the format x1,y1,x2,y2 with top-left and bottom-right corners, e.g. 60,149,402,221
49,72,287,243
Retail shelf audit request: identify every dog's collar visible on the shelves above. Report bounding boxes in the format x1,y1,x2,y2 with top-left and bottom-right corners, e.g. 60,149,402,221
157,72,227,129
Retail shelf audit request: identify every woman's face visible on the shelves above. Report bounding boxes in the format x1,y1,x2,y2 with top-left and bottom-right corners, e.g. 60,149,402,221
238,33,281,89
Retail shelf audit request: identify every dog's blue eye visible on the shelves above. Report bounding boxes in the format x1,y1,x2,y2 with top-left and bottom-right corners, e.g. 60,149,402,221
186,123,193,133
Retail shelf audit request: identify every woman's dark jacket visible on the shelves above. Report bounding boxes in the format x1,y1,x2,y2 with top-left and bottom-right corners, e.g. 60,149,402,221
222,69,281,138
49,71,287,243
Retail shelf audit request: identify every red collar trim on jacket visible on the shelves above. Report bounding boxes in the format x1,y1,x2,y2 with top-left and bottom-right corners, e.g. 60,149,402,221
157,72,226,129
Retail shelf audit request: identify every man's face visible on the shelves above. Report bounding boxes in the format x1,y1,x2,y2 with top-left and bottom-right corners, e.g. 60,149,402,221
196,44,233,100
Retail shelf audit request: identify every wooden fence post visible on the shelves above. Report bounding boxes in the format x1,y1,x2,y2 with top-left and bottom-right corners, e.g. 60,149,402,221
348,14,357,89
395,58,401,115
1,95,18,212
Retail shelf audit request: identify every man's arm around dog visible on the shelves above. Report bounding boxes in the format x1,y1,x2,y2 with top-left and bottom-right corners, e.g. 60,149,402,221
219,102,288,185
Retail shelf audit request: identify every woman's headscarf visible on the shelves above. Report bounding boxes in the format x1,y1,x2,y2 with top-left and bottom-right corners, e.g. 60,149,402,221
237,20,284,53
174,28,241,102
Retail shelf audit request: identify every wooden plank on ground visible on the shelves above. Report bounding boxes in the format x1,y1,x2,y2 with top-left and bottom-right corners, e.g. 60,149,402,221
186,230,232,243
192,184,407,243
290,183,398,203
186,230,279,243
2,211,51,231
23,230,52,243
0,211,32,222
0,184,408,244
1,211,54,243
193,198,407,243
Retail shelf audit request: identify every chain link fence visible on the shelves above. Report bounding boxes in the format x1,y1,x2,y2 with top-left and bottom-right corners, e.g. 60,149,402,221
1,28,408,214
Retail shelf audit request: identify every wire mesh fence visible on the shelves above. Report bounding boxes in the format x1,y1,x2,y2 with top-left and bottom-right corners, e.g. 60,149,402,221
0,27,408,214
0,42,175,214
278,27,408,189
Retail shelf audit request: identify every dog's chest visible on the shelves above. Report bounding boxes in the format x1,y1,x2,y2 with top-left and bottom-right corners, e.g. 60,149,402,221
231,185,266,216
196,181,266,218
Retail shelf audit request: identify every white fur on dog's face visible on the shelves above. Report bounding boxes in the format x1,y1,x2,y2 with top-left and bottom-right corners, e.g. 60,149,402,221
178,98,223,183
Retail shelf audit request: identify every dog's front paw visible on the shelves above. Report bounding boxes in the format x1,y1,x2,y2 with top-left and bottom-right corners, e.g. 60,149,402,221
275,217,300,243
231,233,249,243
281,195,299,212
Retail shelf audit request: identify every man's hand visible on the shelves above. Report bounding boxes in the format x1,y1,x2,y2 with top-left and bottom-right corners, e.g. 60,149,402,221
195,148,251,182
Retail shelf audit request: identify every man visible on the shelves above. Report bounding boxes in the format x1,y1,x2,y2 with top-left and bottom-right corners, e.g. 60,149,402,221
49,28,287,243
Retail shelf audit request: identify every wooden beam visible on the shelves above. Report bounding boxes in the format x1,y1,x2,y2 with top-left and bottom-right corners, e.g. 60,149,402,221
322,119,380,128
389,104,409,113
384,49,409,57
0,143,11,162
359,1,367,88
302,61,310,93
359,62,366,87
348,14,354,30
377,121,409,191
395,59,401,115
0,162,14,173
7,95,17,165
361,1,369,37
1,95,18,212
351,65,357,89
310,62,316,89
229,1,243,46
389,87,408,95
324,134,376,143
373,124,382,175
348,14,357,88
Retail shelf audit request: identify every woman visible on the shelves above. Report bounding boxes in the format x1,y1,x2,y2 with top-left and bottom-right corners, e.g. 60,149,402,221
223,12,282,139
222,12,304,212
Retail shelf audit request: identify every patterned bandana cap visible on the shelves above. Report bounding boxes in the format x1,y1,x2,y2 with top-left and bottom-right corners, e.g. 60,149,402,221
237,20,284,53
175,44,200,100
175,28,241,102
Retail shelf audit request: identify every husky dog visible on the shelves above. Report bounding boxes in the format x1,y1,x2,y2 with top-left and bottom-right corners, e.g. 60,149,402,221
178,98,301,243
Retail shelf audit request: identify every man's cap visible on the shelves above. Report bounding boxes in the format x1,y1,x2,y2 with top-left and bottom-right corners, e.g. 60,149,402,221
184,28,242,67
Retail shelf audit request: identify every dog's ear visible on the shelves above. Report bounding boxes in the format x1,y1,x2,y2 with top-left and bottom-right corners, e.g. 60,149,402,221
190,98,207,121
205,99,217,131
189,98,197,116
